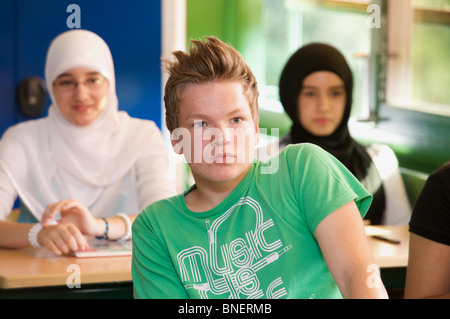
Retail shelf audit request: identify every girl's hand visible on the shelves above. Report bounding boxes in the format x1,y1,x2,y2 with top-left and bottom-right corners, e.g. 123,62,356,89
41,199,104,236
36,222,88,256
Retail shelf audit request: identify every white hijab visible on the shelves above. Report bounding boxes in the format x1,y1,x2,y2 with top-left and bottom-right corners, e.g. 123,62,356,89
0,29,157,219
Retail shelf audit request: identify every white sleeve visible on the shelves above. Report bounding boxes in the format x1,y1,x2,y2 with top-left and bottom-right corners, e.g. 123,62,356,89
367,144,412,225
135,126,178,211
0,164,18,220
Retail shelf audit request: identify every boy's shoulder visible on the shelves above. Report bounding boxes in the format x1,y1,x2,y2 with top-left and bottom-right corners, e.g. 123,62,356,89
283,142,325,153
256,142,331,176
258,141,323,161
135,193,184,224
279,142,330,164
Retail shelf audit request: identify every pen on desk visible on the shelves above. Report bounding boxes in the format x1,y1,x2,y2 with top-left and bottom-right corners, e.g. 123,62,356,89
371,235,401,245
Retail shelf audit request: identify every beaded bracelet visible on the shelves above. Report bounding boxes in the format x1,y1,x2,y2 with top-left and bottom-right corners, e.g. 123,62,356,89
28,223,43,248
95,217,109,240
115,213,131,242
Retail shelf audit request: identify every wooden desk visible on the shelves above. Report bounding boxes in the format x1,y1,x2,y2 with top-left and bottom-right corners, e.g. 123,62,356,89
0,225,409,298
0,247,132,298
366,225,409,268
365,225,409,292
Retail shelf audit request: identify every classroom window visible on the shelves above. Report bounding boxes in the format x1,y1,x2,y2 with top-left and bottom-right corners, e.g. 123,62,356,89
257,0,373,119
253,0,450,119
186,0,450,172
387,0,450,116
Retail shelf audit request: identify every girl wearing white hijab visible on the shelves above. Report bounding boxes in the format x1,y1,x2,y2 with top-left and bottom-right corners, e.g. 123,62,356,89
0,30,177,255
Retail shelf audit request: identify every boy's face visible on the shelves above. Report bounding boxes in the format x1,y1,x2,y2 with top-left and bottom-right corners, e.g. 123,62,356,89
172,80,259,185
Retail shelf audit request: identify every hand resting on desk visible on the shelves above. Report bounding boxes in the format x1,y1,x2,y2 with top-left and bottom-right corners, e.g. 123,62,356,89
39,199,134,256
39,199,99,255
37,221,89,256
41,199,104,236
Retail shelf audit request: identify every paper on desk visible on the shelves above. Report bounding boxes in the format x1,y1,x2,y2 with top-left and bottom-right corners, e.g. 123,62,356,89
365,226,390,236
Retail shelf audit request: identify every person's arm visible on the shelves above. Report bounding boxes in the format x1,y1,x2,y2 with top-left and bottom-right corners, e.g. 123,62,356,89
41,199,136,240
0,218,88,256
132,212,188,299
404,233,450,299
135,122,177,210
0,220,34,248
0,166,26,247
367,144,412,225
315,200,388,299
0,200,89,255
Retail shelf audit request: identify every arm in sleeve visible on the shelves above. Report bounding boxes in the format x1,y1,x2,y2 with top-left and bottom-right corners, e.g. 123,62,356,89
0,164,18,220
409,165,450,245
132,210,188,299
135,124,177,210
285,143,373,233
368,144,412,224
405,164,450,298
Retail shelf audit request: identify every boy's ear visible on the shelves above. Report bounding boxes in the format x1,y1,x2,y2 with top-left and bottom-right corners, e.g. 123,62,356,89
171,138,183,155
170,129,185,155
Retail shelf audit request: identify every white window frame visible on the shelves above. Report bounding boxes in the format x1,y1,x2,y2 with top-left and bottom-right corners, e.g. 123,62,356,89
385,0,413,109
161,0,187,191
385,0,450,116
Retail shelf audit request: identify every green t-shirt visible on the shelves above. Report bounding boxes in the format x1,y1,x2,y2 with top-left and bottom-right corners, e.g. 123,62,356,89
132,143,372,299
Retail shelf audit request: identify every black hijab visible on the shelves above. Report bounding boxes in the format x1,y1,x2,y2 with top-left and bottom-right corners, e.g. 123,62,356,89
279,43,385,224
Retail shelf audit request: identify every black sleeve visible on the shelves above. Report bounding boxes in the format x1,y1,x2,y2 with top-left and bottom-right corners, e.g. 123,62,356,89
409,163,450,246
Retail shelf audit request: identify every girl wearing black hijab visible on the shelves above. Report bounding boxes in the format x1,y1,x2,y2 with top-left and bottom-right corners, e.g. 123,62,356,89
278,43,411,225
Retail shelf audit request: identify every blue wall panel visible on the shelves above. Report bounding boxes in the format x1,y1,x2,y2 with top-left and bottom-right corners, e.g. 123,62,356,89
0,0,16,134
1,0,162,136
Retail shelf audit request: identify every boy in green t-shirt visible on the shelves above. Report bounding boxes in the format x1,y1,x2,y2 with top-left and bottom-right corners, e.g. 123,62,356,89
131,37,388,299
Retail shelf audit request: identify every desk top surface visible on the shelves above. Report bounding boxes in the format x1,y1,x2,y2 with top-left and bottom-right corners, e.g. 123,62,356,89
0,225,409,290
0,246,131,289
365,225,410,268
